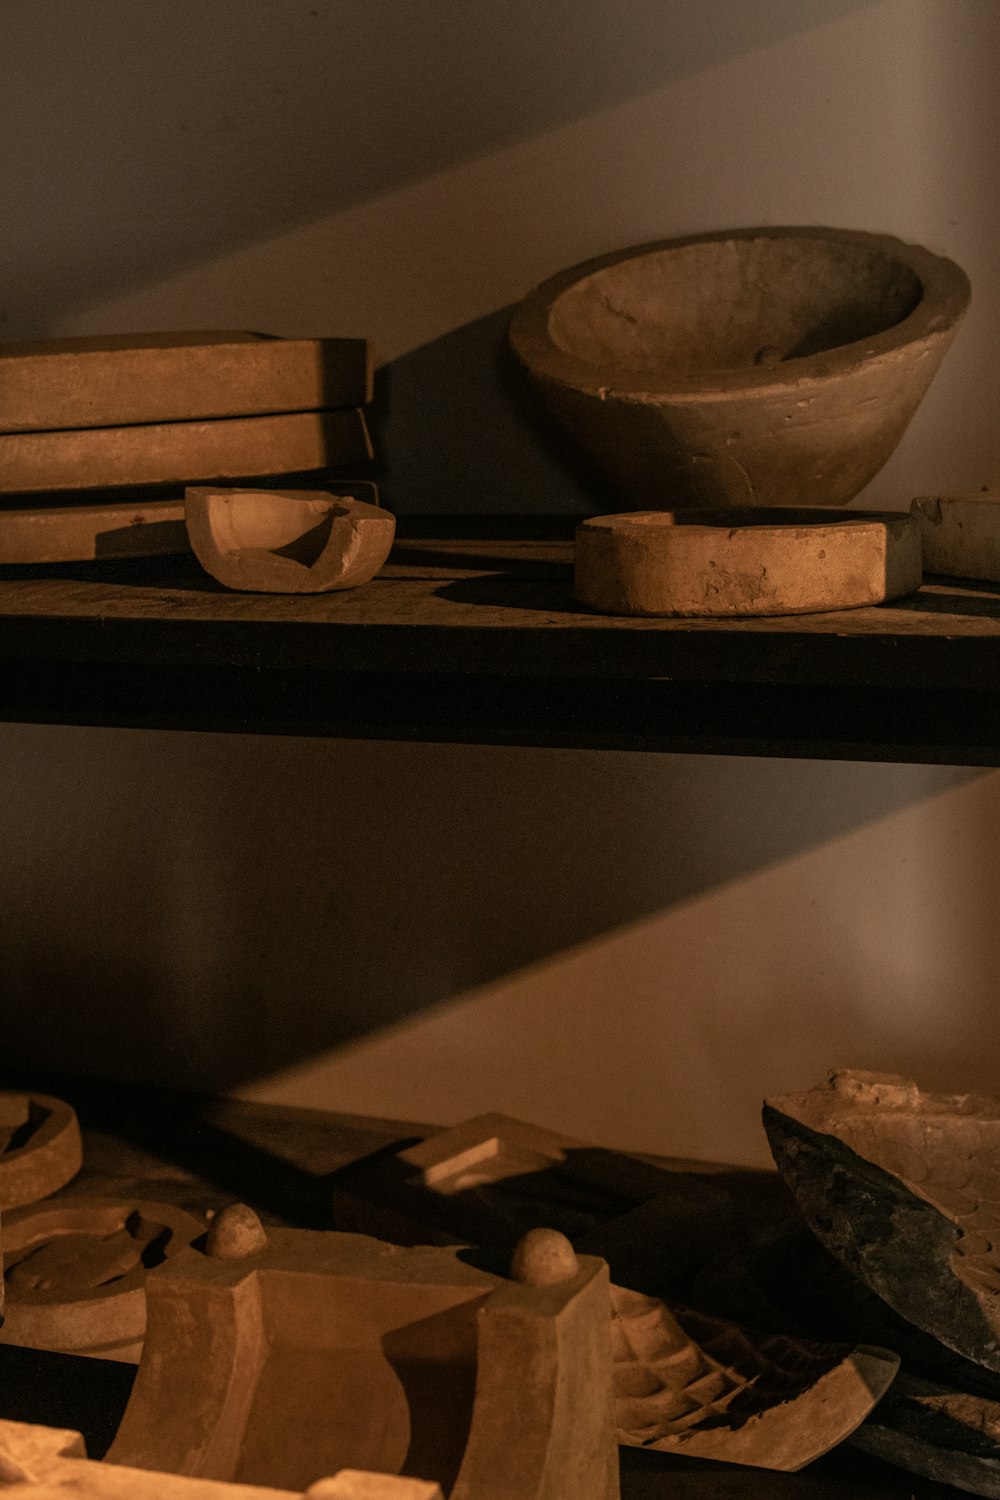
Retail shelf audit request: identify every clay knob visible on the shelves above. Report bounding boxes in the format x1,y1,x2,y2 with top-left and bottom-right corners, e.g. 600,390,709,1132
511,1227,579,1287
205,1203,269,1260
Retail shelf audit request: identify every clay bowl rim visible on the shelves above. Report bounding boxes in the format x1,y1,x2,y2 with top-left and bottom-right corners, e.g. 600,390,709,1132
509,225,971,404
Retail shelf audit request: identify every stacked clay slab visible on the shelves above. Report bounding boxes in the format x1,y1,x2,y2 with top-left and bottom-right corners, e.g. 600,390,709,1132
0,332,374,563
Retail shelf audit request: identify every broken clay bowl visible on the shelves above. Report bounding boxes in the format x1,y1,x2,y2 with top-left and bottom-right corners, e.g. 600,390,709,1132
185,488,395,594
509,226,969,509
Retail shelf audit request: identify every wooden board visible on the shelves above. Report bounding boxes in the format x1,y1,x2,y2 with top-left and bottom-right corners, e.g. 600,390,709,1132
0,410,372,493
0,333,372,433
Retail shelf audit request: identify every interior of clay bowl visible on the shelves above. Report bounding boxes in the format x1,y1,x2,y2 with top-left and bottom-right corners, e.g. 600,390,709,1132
207,491,343,565
545,234,924,382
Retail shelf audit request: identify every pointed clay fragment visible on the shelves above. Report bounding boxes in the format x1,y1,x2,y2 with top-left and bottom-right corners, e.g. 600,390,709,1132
764,1071,1000,1371
609,1284,897,1470
185,488,394,594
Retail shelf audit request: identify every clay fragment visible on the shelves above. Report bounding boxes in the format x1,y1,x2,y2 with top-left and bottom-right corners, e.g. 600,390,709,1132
509,226,969,510
185,488,395,594
108,1223,619,1500
764,1071,1000,1371
0,410,372,493
851,1372,1000,1497
0,1418,441,1499
574,508,922,618
911,493,1000,582
610,1285,896,1470
0,1094,82,1212
0,332,372,433
0,497,188,563
0,1196,205,1361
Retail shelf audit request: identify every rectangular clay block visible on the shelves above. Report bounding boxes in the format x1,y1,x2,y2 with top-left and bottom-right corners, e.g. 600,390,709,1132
0,409,373,493
0,498,188,562
0,332,372,433
911,493,1000,583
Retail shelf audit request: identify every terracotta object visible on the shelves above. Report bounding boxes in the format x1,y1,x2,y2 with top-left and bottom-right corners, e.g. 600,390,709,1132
611,1285,896,1470
108,1211,619,1500
0,1094,82,1212
912,493,1000,582
0,332,372,433
0,410,372,493
574,508,921,617
184,489,395,594
0,1196,204,1361
509,226,969,510
331,1113,898,1472
0,498,188,563
0,1419,442,1499
764,1071,1000,1371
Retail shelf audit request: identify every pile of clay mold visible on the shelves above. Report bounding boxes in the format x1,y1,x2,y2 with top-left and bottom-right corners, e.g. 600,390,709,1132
0,332,396,594
8,1081,998,1496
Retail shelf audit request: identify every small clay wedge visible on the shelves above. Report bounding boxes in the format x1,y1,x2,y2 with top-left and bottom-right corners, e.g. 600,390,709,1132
185,488,395,594
764,1071,1000,1372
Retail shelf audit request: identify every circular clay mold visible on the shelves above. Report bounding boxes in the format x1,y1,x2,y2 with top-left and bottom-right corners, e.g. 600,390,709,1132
0,1196,205,1360
0,1092,82,1211
574,507,921,617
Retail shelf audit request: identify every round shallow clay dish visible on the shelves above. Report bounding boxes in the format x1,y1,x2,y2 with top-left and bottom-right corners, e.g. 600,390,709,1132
575,508,921,617
510,227,970,510
0,1092,82,1210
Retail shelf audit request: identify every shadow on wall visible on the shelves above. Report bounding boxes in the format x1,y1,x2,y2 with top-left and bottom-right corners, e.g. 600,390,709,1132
0,722,979,1093
1,0,881,334
372,307,610,515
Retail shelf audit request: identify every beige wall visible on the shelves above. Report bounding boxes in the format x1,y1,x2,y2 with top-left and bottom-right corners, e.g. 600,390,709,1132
2,0,999,1165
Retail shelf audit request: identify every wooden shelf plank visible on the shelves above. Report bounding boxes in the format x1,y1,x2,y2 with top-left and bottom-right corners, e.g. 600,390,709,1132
0,518,998,759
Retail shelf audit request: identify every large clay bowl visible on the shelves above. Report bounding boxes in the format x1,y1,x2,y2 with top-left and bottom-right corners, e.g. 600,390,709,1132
509,227,970,509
